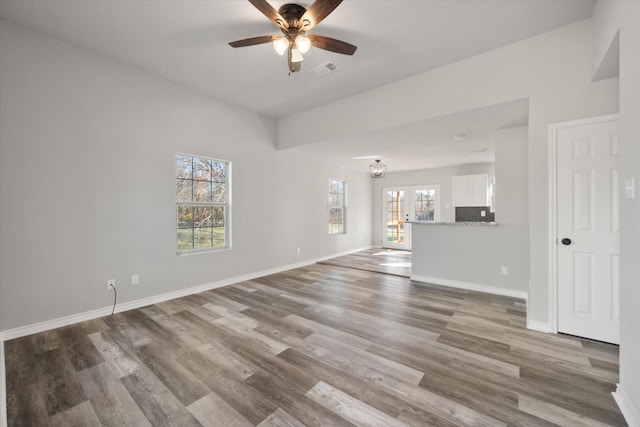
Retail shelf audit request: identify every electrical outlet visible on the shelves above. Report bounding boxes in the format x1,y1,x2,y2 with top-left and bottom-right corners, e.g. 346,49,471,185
107,279,115,290
131,274,139,285
501,266,508,276
296,247,301,255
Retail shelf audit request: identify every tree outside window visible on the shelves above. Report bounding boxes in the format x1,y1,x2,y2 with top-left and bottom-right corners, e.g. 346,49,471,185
176,154,230,252
329,179,346,234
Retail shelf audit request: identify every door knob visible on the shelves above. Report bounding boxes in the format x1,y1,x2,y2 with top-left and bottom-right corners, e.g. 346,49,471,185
561,238,572,246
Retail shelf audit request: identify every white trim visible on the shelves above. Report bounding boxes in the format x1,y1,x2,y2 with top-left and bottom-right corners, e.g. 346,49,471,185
1,331,6,427
547,114,619,335
613,384,640,427
0,246,373,426
526,320,553,333
547,122,559,333
410,274,528,300
0,246,372,343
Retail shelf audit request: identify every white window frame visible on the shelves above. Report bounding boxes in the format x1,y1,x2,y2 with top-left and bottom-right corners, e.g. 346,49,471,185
175,153,231,254
328,179,346,234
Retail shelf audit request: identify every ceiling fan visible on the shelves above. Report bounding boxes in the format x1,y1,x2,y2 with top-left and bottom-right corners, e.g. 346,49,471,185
229,0,357,74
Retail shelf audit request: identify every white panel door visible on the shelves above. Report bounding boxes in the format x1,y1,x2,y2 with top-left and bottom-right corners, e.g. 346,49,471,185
557,119,620,344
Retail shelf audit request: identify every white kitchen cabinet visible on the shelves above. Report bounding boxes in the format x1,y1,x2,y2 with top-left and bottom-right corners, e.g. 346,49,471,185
453,174,489,206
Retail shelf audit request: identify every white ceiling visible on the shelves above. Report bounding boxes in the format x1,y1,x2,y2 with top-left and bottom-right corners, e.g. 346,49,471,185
288,98,530,172
0,0,594,172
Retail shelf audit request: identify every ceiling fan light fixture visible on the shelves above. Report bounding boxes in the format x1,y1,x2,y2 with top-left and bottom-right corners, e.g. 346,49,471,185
369,159,387,178
229,0,357,74
291,48,304,63
295,35,311,53
273,37,289,55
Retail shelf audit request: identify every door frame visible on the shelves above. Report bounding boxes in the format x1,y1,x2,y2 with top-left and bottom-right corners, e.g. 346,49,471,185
381,184,442,250
547,113,619,334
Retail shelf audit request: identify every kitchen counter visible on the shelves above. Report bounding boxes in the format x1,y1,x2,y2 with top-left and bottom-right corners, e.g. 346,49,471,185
409,221,498,226
409,221,527,300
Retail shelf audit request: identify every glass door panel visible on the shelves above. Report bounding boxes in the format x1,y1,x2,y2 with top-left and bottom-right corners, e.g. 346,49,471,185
383,188,409,249
382,185,440,250
414,188,437,222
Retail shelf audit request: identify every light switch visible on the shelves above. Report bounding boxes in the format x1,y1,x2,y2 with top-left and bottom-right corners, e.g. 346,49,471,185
624,178,635,200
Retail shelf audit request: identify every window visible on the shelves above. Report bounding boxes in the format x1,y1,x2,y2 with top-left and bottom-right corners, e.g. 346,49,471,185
176,154,230,253
328,179,346,234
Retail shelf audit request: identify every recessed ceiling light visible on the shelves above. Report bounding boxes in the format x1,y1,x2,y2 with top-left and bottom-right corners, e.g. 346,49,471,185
453,134,466,141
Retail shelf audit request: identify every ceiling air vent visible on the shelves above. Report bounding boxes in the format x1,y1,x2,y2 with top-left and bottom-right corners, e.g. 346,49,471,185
310,61,338,79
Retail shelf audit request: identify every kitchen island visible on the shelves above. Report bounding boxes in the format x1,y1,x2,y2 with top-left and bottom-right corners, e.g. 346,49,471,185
409,221,527,299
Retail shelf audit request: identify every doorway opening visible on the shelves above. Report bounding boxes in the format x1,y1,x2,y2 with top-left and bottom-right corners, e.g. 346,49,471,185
382,185,440,250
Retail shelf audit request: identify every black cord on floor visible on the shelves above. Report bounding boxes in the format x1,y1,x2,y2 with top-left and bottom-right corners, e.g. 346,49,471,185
110,284,117,316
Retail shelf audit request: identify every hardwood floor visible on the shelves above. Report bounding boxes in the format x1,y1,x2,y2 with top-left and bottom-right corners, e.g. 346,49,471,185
4,251,625,426
319,248,412,277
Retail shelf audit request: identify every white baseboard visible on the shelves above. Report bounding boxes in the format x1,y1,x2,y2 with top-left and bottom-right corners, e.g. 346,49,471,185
316,246,373,263
0,246,373,343
0,246,371,427
1,332,6,427
613,384,640,427
410,274,528,300
526,319,553,333
1,263,291,341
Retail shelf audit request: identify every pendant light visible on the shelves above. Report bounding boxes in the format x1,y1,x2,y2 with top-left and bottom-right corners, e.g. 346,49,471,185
369,159,387,178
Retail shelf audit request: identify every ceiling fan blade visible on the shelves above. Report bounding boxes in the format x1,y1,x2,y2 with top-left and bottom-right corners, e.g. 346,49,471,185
229,35,279,48
299,0,342,31
248,0,288,29
307,34,357,55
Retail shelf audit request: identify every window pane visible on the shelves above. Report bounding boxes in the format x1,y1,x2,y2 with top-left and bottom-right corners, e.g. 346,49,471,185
194,227,214,249
213,206,225,227
212,183,226,203
193,158,213,181
212,161,226,183
213,226,225,246
177,228,193,251
176,155,193,180
176,179,192,202
176,154,230,252
177,206,194,228
415,189,436,222
193,206,214,227
193,180,212,202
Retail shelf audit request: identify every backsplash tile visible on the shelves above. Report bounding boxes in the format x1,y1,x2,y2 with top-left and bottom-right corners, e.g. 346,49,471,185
455,206,495,222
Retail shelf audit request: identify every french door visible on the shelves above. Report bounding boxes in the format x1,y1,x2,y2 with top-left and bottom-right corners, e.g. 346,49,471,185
382,185,440,250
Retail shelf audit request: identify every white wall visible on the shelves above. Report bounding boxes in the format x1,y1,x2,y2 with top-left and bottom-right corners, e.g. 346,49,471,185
593,1,640,424
0,20,373,332
409,126,529,296
279,19,619,327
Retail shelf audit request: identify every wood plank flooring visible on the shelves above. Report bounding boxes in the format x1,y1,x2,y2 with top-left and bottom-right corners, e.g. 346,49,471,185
319,248,412,277
4,251,626,426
